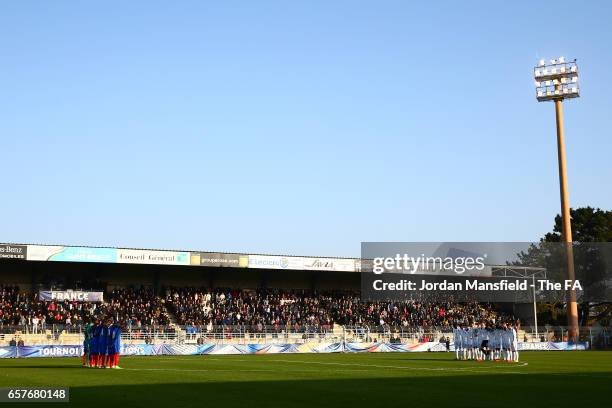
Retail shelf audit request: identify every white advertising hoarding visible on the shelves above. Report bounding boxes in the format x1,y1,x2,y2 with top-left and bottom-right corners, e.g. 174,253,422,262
26,245,117,263
117,249,190,265
22,244,358,271
248,255,301,269
248,255,356,272
297,257,356,272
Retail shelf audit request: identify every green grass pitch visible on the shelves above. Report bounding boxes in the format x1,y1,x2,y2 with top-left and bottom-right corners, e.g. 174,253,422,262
0,352,610,407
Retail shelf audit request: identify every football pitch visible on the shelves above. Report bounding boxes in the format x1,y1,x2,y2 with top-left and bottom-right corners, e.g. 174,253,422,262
0,352,610,407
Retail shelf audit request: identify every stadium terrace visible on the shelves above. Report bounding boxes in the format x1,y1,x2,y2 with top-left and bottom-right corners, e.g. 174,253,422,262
0,241,597,361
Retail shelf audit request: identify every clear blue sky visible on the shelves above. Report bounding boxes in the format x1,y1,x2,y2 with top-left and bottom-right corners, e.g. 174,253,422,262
1,1,610,257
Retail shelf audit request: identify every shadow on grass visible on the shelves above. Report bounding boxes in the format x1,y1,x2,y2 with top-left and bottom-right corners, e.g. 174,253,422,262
1,365,86,369
379,356,469,362
49,373,612,408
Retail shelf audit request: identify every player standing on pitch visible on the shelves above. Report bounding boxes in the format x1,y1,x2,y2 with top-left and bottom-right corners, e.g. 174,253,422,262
453,325,461,360
98,320,110,368
510,324,519,362
82,319,94,367
90,318,101,367
107,319,123,369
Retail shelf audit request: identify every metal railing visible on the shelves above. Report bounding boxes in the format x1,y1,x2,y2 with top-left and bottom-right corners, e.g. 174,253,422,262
178,324,338,345
0,324,180,345
341,326,449,343
1,324,610,348
519,325,612,348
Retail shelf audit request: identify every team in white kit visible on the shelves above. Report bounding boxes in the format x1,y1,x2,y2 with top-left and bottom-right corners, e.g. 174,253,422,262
453,323,519,362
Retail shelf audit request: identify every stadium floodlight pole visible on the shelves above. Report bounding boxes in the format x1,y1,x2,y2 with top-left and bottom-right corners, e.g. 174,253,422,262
534,57,580,341
532,274,538,340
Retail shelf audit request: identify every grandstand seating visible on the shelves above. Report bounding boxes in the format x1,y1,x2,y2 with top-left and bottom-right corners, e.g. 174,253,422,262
0,286,169,329
2,285,517,329
3,284,606,347
162,287,516,330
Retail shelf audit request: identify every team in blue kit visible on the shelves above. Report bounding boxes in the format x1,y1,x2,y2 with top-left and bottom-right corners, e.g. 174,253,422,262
85,318,122,369
108,320,122,368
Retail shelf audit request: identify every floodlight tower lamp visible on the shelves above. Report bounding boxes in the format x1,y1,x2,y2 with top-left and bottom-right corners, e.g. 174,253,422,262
533,56,580,341
534,57,579,102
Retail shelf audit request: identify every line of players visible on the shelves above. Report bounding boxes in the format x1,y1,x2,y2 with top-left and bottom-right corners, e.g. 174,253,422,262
83,318,123,369
453,323,519,362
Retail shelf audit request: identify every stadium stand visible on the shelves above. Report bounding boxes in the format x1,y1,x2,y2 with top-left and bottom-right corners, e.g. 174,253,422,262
2,284,523,346
0,286,169,329
162,287,517,330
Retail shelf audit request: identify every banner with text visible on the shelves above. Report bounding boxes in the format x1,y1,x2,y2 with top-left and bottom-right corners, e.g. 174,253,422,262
296,257,356,272
248,255,356,271
190,252,249,268
0,244,27,260
38,291,104,302
0,341,589,358
26,246,117,263
117,249,190,265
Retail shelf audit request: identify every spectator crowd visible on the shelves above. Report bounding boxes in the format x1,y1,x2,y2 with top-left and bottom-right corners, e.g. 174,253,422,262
163,287,517,332
1,285,517,333
0,285,168,332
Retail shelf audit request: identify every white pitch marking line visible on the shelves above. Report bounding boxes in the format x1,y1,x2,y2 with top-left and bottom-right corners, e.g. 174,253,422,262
265,359,529,374
124,368,275,372
144,357,529,375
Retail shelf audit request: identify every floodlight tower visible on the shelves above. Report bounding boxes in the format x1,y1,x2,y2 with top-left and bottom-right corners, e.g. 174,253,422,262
534,57,580,341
